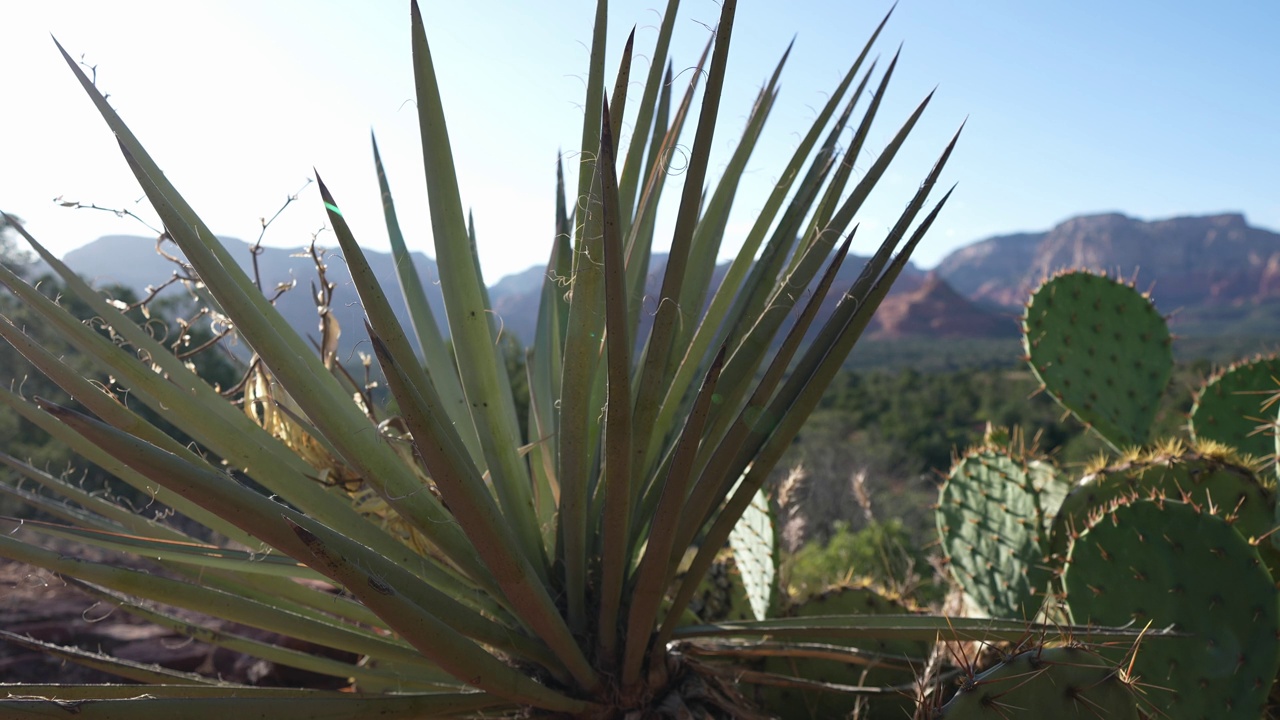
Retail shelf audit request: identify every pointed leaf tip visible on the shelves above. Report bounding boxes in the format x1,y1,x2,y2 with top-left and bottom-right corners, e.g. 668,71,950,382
314,174,345,217
283,516,318,545
32,396,57,413
709,344,728,374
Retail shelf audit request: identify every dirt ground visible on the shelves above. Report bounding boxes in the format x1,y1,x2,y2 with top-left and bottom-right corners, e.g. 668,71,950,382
0,553,170,684
0,540,352,688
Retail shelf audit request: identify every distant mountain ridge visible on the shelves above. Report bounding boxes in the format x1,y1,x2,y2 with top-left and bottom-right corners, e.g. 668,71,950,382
59,235,448,361
55,236,972,354
52,211,1280,354
870,272,1017,339
935,212,1280,312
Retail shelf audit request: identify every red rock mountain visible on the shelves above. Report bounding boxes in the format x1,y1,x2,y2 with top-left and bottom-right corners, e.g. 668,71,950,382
51,237,1020,351
936,213,1280,310
66,212,1277,350
869,272,1015,339
494,252,1013,344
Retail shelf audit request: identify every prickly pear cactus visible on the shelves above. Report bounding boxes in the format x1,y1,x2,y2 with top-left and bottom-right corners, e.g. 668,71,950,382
1047,442,1278,573
1275,402,1280,552
1064,499,1280,720
1189,354,1280,461
932,644,1141,719
1022,271,1172,450
755,583,929,720
728,486,778,621
937,449,1053,619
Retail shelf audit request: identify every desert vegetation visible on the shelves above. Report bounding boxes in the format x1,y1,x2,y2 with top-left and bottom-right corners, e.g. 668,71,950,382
1,2,1277,718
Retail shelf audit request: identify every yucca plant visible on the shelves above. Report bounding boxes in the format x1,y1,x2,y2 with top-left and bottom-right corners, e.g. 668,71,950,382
0,2,1153,717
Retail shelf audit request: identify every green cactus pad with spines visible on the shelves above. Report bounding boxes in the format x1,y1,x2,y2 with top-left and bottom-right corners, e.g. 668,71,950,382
756,583,928,720
937,449,1052,619
1190,354,1280,460
1022,271,1172,450
1047,444,1278,573
1276,401,1280,552
727,486,777,622
1064,499,1280,720
933,644,1140,719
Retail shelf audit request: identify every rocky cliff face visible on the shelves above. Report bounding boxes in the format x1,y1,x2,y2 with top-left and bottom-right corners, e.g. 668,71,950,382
481,251,1018,343
933,231,1041,302
936,213,1280,310
869,272,1016,339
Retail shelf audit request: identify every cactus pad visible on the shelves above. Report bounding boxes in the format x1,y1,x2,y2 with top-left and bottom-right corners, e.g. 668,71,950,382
1276,402,1280,552
728,486,777,622
933,644,1140,719
1048,444,1277,570
1189,354,1280,460
1064,499,1280,720
937,449,1052,619
1022,271,1171,450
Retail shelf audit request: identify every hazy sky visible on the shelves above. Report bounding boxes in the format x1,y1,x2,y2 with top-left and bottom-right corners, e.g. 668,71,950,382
4,1,1276,282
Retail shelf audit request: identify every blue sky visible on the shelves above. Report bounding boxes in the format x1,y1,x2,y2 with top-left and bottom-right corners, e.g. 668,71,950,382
4,1,1277,282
